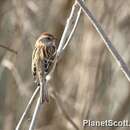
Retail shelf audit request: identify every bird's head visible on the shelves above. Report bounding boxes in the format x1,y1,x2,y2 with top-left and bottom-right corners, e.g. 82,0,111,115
35,32,57,48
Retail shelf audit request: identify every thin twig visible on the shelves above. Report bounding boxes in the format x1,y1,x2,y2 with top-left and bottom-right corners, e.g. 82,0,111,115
0,44,17,54
15,87,39,130
57,1,79,55
50,0,83,76
77,0,130,82
51,91,80,130
61,6,81,51
60,0,84,53
29,97,41,130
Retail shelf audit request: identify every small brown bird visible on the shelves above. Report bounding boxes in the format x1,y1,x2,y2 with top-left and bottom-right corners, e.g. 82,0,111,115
32,32,57,103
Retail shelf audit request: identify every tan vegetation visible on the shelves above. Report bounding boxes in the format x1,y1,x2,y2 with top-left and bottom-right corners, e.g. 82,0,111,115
0,0,130,130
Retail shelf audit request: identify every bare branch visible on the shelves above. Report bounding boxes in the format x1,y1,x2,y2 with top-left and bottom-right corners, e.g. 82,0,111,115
29,97,41,130
0,44,17,54
50,0,83,77
58,0,84,54
77,0,130,82
15,87,39,130
51,91,80,130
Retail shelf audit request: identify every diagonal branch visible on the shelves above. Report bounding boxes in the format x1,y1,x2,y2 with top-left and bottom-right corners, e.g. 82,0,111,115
58,0,84,54
50,0,83,77
0,44,17,54
15,87,39,130
77,0,130,82
29,97,41,130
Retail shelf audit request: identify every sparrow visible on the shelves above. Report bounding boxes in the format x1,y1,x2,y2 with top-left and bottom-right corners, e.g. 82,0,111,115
32,32,57,103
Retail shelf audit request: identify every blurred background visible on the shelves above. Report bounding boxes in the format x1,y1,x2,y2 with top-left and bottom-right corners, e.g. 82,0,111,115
0,0,130,130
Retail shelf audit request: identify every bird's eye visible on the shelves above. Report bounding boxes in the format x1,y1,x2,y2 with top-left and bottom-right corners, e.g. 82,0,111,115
46,37,51,41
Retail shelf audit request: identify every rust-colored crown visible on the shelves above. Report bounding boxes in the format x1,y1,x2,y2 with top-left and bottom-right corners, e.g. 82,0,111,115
40,32,57,40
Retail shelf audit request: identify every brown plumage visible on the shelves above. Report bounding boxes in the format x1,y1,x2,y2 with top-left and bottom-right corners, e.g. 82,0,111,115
32,32,57,103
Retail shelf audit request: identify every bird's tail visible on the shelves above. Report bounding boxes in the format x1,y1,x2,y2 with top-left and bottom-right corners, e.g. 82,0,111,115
40,79,49,103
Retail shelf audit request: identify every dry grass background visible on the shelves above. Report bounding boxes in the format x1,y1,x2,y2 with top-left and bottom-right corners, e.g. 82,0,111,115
0,0,130,130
